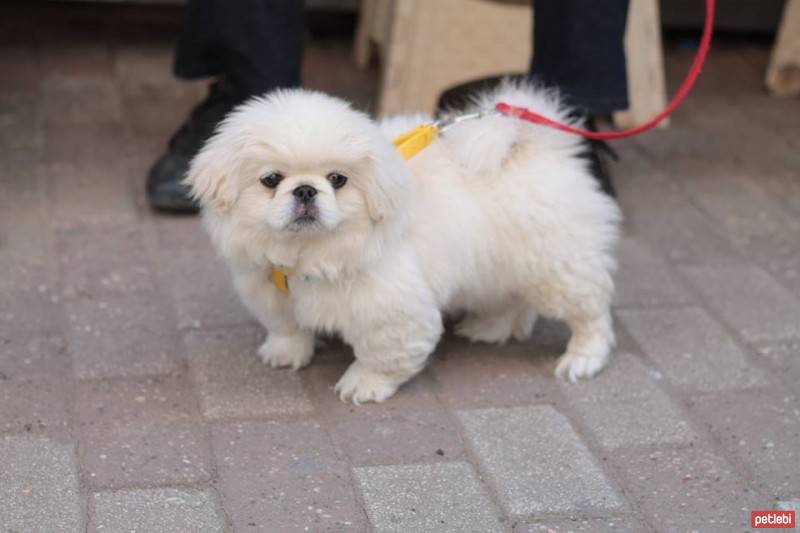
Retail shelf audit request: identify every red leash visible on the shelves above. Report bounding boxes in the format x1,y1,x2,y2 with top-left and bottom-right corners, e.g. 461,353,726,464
495,0,715,140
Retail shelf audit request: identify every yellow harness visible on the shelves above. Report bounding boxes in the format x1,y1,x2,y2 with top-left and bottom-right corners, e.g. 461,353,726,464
270,114,491,295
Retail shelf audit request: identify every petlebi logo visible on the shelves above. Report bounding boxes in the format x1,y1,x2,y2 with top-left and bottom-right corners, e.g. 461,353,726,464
751,510,796,529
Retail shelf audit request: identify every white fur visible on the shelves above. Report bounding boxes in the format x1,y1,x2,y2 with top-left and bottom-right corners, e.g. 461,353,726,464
186,83,621,403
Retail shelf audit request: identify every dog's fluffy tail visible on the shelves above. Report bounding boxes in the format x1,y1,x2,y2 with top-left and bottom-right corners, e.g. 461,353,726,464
439,79,586,178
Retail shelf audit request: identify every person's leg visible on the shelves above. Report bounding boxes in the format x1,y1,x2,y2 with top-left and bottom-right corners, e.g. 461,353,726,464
175,0,304,96
530,0,629,198
529,0,629,115
148,0,304,213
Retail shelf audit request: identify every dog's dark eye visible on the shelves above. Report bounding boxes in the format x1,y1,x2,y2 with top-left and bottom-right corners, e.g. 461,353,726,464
260,172,283,189
327,172,348,189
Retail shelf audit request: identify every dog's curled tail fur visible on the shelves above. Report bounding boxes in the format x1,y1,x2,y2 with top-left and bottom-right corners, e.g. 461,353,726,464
440,79,586,179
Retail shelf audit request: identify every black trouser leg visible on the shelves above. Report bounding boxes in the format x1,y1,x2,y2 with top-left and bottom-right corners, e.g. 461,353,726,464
174,0,305,98
530,0,629,115
147,1,304,212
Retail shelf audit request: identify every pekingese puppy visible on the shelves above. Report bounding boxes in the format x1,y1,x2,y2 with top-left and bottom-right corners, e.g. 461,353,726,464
187,82,621,404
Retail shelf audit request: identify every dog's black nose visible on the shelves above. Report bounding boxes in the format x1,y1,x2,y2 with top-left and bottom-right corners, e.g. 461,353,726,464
293,185,317,202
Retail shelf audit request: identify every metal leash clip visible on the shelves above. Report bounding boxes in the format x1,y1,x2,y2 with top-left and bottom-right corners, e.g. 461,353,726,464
433,108,500,132
392,108,500,160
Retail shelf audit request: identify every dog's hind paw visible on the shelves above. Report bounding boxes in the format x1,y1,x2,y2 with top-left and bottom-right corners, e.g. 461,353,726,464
555,351,609,383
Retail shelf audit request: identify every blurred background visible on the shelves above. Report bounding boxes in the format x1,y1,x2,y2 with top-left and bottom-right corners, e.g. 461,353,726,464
1,0,795,209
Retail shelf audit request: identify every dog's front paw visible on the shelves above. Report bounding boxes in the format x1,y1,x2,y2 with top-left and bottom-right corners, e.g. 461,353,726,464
555,351,609,383
334,362,401,404
258,333,314,370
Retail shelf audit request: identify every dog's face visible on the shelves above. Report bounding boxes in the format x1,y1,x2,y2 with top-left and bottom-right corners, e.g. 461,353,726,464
233,131,370,236
187,90,410,245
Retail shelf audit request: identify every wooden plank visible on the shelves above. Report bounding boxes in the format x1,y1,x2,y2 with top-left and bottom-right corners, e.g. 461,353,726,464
766,0,800,97
353,0,376,68
614,0,669,129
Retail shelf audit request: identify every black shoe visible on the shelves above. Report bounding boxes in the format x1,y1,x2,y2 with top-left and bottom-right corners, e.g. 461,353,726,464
146,78,242,213
581,117,618,198
146,152,197,213
437,74,524,111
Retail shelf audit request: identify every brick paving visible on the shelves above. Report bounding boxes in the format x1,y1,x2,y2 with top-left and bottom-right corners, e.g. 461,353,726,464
1,4,799,532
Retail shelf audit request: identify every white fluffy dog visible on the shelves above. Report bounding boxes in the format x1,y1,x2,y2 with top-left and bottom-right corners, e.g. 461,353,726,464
187,83,621,404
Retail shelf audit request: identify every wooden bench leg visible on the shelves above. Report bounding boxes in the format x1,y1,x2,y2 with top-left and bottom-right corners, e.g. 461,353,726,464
353,0,377,69
767,0,800,97
376,0,429,116
613,0,668,129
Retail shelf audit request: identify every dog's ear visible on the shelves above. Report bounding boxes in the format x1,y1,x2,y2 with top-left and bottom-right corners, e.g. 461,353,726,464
364,138,412,223
184,138,239,213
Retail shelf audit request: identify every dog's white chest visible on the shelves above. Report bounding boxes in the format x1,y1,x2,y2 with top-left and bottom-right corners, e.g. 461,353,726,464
287,277,351,332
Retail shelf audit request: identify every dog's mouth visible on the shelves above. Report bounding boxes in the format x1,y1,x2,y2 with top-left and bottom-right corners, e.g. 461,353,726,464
288,203,320,229
294,202,318,220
